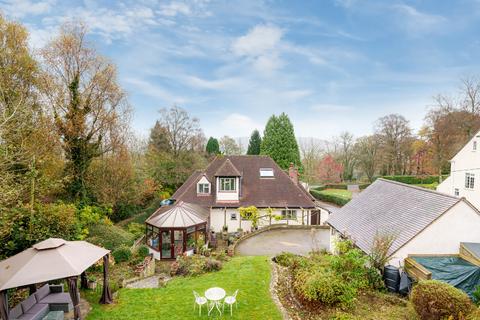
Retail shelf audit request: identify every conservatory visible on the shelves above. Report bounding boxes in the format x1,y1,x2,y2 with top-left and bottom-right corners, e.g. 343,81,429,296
145,201,209,260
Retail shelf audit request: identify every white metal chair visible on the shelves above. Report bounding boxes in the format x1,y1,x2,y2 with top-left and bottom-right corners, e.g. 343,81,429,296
223,289,239,316
193,290,208,316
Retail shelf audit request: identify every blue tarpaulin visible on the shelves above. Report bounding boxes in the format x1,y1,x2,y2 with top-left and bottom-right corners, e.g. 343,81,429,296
413,256,480,298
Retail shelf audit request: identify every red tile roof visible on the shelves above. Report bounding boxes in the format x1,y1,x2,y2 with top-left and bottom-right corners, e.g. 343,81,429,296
172,155,315,208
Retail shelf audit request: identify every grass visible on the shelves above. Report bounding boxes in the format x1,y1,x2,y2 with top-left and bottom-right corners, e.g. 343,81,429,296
320,188,352,200
85,256,282,320
414,182,439,190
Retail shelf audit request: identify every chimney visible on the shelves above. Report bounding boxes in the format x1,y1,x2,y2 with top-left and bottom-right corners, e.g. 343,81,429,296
288,163,298,185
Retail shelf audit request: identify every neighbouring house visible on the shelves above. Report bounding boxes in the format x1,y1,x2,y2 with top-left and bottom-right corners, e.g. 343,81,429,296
327,178,480,266
437,130,480,209
145,155,328,260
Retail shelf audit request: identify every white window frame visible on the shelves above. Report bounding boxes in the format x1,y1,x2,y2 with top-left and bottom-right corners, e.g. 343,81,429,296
219,177,236,192
454,188,459,196
230,212,237,220
197,183,210,194
474,141,477,151
281,209,297,220
465,173,475,189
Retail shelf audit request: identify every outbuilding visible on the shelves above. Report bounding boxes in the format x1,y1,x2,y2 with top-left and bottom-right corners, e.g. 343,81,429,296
327,179,480,266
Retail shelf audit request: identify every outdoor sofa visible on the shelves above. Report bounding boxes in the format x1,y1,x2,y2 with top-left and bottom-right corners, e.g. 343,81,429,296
8,284,72,320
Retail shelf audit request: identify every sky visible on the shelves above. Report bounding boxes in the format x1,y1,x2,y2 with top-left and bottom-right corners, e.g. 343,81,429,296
1,0,480,140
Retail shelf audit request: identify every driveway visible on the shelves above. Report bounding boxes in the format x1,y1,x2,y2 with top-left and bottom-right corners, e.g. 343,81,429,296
235,227,330,256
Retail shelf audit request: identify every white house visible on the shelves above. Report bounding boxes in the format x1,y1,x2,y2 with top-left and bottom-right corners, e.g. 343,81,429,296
327,179,480,266
437,130,480,209
145,155,329,260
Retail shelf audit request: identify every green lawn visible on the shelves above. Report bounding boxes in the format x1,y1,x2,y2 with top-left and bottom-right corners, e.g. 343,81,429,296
320,188,352,200
85,256,282,320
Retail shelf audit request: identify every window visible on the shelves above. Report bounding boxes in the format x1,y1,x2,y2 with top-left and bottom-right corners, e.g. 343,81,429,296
230,212,237,220
197,183,210,194
259,168,274,178
281,209,297,220
454,188,459,196
219,177,236,191
474,141,477,151
465,173,475,189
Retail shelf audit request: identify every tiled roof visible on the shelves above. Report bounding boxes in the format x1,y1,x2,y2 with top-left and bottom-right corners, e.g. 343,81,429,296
214,158,242,176
171,155,315,208
327,178,463,256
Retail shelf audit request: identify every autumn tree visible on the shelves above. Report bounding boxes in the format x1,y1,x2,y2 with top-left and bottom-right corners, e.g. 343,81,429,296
299,138,324,185
354,135,379,182
206,137,220,155
149,121,171,153
247,129,262,155
41,23,130,202
261,113,301,170
375,114,413,175
317,154,343,184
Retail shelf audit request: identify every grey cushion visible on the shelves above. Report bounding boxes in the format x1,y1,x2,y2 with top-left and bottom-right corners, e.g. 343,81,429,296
8,304,23,319
20,294,37,313
34,285,50,302
24,303,48,316
39,292,71,304
48,285,63,294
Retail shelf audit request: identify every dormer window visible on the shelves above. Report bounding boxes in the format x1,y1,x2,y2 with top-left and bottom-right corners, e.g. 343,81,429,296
259,168,274,178
197,183,210,194
219,177,236,192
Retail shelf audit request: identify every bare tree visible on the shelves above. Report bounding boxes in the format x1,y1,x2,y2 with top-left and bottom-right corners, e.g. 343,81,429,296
337,131,356,181
299,138,324,186
219,135,242,155
354,135,379,182
158,105,202,157
375,114,413,175
461,76,480,114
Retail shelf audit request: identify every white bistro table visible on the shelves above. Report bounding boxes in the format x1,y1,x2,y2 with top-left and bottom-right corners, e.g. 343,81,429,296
205,287,226,316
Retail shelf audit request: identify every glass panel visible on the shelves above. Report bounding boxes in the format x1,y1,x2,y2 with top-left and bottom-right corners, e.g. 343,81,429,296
220,178,236,191
161,230,171,259
186,232,196,251
173,230,184,258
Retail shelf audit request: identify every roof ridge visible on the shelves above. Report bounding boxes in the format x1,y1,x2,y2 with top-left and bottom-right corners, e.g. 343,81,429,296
376,178,461,200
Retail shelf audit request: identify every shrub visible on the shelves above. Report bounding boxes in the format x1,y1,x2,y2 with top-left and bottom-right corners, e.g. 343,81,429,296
86,223,135,250
136,245,150,259
127,222,145,239
204,258,222,272
171,255,223,276
294,268,357,309
274,252,299,267
112,245,132,263
411,280,474,320
310,190,350,206
473,285,480,305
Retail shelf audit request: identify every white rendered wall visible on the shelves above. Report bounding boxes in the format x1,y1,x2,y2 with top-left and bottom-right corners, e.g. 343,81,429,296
209,208,311,232
389,201,480,266
437,133,480,209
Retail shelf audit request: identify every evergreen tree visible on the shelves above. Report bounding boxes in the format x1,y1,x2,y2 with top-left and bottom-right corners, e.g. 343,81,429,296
149,121,171,152
247,130,262,155
206,137,220,155
261,113,301,170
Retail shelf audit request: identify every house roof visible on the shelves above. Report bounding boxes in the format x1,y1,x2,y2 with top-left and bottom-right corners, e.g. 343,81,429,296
327,178,465,256
172,155,316,208
145,201,209,228
214,158,242,176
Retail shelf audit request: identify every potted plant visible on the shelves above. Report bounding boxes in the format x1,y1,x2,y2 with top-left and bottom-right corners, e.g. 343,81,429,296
222,225,228,239
87,275,97,290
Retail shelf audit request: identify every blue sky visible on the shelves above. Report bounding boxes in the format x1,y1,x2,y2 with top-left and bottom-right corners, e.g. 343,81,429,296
1,0,480,140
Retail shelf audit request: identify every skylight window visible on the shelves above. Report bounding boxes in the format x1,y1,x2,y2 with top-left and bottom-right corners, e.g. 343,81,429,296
260,168,274,178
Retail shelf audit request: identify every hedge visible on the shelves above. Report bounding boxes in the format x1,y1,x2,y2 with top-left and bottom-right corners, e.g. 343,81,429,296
380,175,440,185
86,223,135,251
310,190,350,207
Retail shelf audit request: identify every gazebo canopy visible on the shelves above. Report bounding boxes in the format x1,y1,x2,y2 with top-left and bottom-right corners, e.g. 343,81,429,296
0,238,109,291
146,201,209,229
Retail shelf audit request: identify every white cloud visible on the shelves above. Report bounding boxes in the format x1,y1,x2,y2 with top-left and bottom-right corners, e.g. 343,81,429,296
231,24,284,73
184,75,241,90
0,0,54,18
123,77,188,104
158,2,191,17
392,4,447,35
220,113,263,137
310,104,353,112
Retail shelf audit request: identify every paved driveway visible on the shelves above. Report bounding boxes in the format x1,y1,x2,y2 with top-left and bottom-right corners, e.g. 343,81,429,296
235,227,330,256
